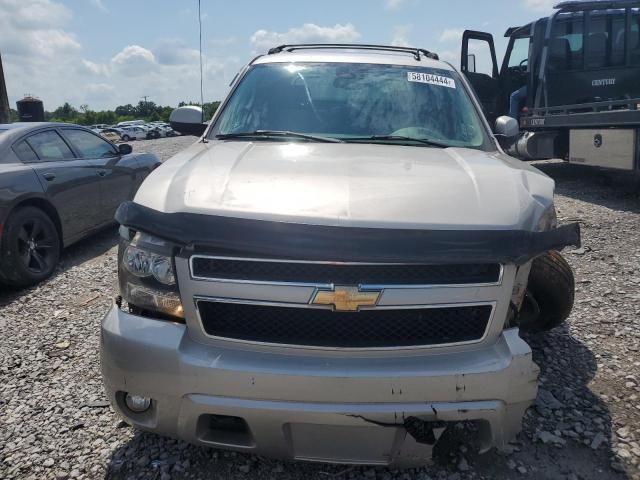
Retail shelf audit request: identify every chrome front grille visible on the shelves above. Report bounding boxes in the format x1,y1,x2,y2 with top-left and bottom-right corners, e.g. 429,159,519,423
178,255,511,350
197,300,492,348
190,256,503,286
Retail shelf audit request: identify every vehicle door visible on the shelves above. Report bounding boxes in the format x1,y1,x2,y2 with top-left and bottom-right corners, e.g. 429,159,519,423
499,34,533,115
461,30,501,122
15,129,104,241
132,127,144,140
59,128,138,224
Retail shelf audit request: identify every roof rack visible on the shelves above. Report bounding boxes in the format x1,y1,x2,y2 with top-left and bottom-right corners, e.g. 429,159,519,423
267,44,439,61
555,0,640,12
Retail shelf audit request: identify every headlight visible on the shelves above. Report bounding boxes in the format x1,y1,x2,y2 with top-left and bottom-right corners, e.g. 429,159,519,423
118,229,183,320
537,205,558,232
124,245,176,285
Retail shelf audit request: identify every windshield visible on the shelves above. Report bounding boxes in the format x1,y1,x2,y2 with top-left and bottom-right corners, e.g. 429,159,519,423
212,62,491,149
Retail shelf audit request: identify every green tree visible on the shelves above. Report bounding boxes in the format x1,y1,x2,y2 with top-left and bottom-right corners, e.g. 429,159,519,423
51,102,78,121
178,101,221,120
136,100,158,118
158,106,174,122
115,104,136,117
95,110,117,125
41,99,221,126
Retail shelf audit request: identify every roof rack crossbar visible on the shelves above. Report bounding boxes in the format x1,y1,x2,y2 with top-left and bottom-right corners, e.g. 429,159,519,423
555,0,640,12
267,44,439,61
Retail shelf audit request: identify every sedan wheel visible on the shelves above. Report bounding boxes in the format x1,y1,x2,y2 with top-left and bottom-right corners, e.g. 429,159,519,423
122,134,131,141
0,207,61,287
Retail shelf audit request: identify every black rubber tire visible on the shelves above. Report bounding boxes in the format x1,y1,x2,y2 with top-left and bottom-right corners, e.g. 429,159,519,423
520,250,575,333
0,207,61,287
122,134,131,142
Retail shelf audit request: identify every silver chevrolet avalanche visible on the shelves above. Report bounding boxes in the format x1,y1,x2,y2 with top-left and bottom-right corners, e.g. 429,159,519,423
101,44,581,466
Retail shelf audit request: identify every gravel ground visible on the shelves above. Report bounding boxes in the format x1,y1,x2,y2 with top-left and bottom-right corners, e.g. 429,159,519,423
1,137,639,480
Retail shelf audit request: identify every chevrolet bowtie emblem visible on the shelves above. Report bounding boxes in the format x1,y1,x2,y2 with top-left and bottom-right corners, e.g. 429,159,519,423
312,286,381,312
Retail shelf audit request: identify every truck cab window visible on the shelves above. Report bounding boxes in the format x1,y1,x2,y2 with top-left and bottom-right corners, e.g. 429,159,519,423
586,11,626,68
507,37,531,68
467,39,495,77
551,16,584,71
631,10,640,65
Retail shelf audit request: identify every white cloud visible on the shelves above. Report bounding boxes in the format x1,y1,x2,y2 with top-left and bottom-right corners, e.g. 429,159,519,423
80,59,109,76
439,28,464,44
0,0,231,110
250,23,361,51
439,50,458,65
524,0,555,11
0,0,71,28
90,0,106,11
111,45,157,76
154,40,201,66
385,0,406,10
85,83,116,102
391,25,413,47
0,0,79,59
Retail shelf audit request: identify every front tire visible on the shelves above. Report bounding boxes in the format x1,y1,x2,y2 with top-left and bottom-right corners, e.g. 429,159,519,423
519,251,575,333
122,134,131,142
0,207,61,287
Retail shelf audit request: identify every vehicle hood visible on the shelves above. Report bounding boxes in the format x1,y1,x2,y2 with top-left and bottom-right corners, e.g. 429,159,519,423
134,141,555,231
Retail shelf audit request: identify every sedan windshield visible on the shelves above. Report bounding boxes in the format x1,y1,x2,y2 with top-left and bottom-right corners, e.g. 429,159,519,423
212,62,491,149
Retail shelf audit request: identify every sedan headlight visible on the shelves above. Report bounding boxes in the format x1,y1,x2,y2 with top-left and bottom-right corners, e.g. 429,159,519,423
118,229,183,320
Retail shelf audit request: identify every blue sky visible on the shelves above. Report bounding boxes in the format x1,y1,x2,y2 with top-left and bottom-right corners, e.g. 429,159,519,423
0,0,557,110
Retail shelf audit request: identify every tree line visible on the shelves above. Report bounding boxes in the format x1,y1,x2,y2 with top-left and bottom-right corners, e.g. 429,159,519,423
9,100,221,126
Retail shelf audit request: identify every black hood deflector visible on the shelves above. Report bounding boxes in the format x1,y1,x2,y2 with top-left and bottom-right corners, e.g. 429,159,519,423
115,201,581,265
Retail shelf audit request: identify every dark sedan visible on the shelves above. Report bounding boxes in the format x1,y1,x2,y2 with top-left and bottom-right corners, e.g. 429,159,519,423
0,123,161,287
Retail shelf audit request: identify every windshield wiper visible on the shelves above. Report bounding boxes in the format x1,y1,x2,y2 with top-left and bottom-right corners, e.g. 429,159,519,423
215,130,343,143
344,135,450,148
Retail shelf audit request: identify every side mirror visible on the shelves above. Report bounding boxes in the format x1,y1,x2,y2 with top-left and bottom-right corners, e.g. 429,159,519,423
467,54,476,73
118,143,133,155
170,106,208,137
495,115,519,136
494,116,519,150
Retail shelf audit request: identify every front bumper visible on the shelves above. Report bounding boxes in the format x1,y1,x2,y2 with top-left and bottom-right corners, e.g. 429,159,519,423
101,304,539,467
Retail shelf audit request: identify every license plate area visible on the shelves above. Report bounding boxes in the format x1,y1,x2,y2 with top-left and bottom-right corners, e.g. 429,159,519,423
286,423,401,465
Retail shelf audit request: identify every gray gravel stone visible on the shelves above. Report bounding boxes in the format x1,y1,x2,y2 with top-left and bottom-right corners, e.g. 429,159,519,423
538,431,567,446
590,432,607,450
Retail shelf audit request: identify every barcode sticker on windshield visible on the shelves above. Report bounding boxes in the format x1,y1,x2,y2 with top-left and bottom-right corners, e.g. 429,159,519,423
407,72,456,89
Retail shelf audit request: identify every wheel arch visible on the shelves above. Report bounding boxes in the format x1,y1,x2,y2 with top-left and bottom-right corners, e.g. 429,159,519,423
6,197,64,251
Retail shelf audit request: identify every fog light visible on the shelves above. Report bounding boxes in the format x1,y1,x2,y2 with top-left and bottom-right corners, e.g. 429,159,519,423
125,393,151,413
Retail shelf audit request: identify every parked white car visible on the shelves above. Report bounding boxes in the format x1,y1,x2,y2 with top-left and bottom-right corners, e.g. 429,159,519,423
153,125,176,137
139,124,162,139
117,120,146,128
119,126,147,141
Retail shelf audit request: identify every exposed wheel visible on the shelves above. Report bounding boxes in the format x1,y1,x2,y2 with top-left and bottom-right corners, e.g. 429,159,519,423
518,251,575,333
0,207,61,287
122,134,131,142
